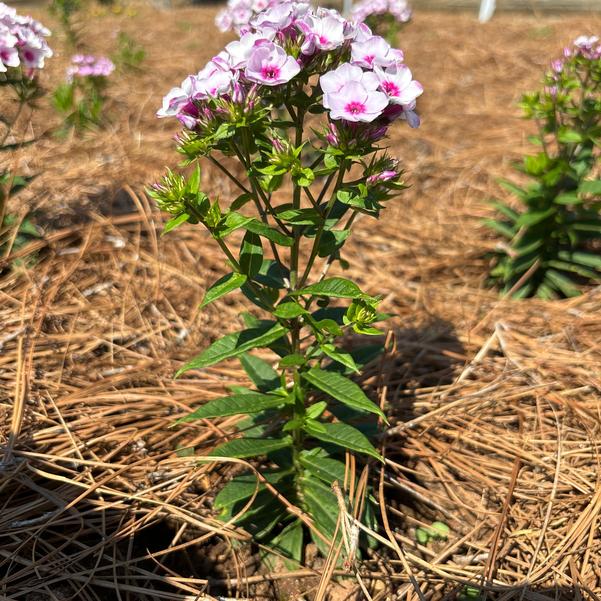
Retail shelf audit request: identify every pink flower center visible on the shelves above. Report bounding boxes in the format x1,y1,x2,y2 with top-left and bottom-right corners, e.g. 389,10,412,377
363,54,375,66
261,64,280,80
319,35,328,45
382,80,400,97
23,49,34,61
344,101,366,116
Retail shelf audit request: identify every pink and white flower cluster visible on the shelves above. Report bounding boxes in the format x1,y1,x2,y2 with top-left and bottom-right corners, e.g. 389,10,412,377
570,35,601,61
159,1,422,129
66,55,115,81
0,1,52,74
351,0,411,25
215,0,284,34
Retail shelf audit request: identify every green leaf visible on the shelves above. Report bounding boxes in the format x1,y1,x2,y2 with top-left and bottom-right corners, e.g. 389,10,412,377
300,450,346,485
579,180,601,195
554,192,582,205
428,521,450,540
557,251,601,270
305,401,327,419
177,392,290,422
230,192,253,211
515,207,556,227
303,367,385,419
279,353,306,368
483,218,516,239
273,301,308,319
320,344,359,373
303,421,382,461
293,277,366,299
254,259,290,289
240,353,280,392
245,219,294,247
214,212,253,238
557,128,583,144
300,475,339,537
215,470,290,509
209,436,292,458
240,231,263,277
176,323,288,375
544,269,581,297
274,205,322,225
316,229,351,258
262,519,303,570
415,527,430,545
200,272,247,308
546,260,598,280
162,213,190,235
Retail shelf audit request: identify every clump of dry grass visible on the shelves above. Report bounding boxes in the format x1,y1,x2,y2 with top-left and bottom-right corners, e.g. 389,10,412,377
1,189,599,600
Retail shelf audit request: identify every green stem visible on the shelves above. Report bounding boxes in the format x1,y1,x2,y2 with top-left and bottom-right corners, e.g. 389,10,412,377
298,161,347,287
207,155,252,195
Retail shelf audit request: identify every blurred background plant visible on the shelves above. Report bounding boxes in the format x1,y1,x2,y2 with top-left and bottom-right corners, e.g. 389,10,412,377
486,36,601,299
350,0,411,45
0,2,52,263
49,0,83,46
52,54,115,132
214,0,281,34
111,30,145,72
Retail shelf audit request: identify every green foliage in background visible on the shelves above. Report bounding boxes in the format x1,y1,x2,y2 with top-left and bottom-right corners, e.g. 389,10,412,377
486,39,601,299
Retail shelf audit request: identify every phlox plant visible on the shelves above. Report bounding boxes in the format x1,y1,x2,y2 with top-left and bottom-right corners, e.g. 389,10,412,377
0,2,52,257
487,35,601,299
151,1,423,564
351,0,411,46
52,54,114,132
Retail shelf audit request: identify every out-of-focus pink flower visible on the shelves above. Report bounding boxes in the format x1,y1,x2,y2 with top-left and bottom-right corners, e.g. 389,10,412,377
551,59,563,73
573,35,601,60
66,54,114,81
351,0,411,24
245,41,300,85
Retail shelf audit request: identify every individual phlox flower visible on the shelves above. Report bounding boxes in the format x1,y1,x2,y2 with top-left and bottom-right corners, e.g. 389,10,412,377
298,13,345,55
374,64,423,105
351,36,397,69
245,40,300,85
321,63,387,122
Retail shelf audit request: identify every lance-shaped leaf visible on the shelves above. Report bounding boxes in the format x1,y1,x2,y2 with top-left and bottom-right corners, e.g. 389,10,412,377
303,420,382,462
162,213,190,235
176,323,288,375
200,272,247,308
320,344,359,373
273,301,308,319
292,277,366,299
240,231,263,277
215,469,291,510
262,519,304,570
245,219,294,247
240,353,280,392
300,450,346,485
303,367,385,419
209,436,293,458
176,392,291,423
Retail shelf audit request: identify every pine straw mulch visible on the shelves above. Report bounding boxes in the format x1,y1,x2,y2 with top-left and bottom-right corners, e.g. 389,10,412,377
1,4,601,601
